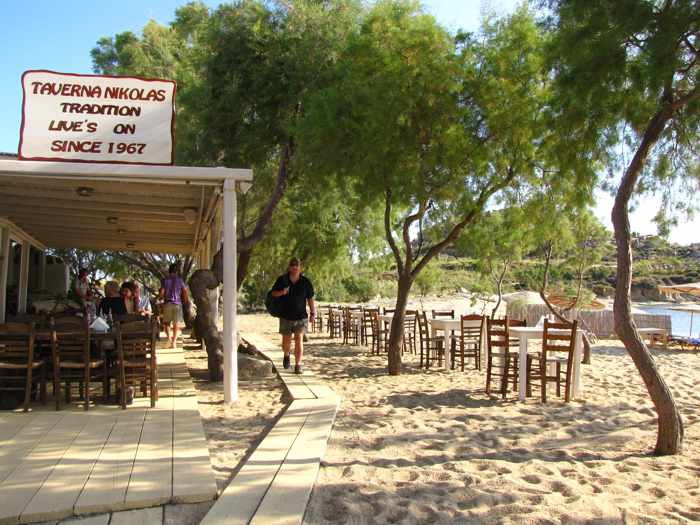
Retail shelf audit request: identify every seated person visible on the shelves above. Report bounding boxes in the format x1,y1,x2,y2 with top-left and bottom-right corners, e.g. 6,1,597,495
98,281,127,318
121,282,136,314
131,282,152,316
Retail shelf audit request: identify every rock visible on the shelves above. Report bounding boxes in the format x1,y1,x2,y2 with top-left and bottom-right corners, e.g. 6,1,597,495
238,352,273,379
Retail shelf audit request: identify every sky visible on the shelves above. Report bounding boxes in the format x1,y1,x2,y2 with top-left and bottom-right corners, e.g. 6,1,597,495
0,0,697,246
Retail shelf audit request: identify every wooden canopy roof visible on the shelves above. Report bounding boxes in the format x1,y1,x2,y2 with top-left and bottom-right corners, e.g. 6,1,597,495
0,159,252,255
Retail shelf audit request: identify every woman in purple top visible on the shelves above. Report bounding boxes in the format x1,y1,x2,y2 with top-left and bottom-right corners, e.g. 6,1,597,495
159,263,189,348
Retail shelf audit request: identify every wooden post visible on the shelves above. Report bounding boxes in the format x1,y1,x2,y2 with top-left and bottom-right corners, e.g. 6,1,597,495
18,242,30,313
0,227,10,323
223,178,238,403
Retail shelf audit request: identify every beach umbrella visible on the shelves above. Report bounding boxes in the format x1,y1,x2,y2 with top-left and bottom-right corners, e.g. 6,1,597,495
659,282,700,298
669,304,700,337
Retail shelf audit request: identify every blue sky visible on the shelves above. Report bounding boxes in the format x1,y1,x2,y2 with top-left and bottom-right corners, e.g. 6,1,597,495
1,0,696,245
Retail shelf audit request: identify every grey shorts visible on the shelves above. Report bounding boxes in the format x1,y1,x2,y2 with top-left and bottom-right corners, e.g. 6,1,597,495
279,318,308,335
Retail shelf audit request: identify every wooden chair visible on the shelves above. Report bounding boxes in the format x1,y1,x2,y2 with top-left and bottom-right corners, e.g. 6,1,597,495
368,310,384,354
403,310,418,355
527,319,578,403
417,311,443,368
328,307,343,339
0,322,46,411
486,317,521,398
459,314,484,371
51,317,106,411
362,308,379,349
115,320,158,408
343,307,362,345
51,315,86,331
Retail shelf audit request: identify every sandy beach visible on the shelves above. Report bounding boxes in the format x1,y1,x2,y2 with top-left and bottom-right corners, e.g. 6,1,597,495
239,312,700,524
181,333,288,492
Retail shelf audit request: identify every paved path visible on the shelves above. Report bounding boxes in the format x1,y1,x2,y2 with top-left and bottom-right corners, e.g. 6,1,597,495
201,333,339,525
0,347,217,525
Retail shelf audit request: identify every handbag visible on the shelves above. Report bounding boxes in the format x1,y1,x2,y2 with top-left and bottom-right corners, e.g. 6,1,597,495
265,276,289,318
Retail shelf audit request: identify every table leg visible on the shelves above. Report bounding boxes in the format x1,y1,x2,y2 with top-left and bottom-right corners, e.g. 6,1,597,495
444,330,451,371
518,335,528,401
572,333,583,399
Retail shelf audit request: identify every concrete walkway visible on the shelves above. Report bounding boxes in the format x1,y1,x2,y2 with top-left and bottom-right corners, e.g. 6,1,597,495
0,346,217,525
201,334,339,525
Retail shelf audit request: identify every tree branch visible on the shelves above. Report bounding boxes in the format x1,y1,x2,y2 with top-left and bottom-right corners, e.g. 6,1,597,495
412,167,518,277
238,140,292,252
384,188,404,275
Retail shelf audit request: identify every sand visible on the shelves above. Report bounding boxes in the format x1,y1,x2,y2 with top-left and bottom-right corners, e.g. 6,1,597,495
238,312,700,524
180,332,288,492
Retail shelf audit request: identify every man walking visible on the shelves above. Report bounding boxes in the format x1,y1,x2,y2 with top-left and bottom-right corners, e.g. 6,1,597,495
270,257,315,374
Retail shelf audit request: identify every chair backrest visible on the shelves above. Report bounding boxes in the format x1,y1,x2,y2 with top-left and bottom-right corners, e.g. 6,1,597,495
0,322,36,365
114,313,148,324
117,320,157,362
404,310,417,331
51,315,86,331
384,308,395,315
417,311,431,342
487,316,509,351
432,309,455,319
460,314,484,343
542,319,578,360
51,318,90,365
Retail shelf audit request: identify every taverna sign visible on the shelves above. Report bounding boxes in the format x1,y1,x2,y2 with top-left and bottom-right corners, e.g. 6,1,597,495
19,70,176,165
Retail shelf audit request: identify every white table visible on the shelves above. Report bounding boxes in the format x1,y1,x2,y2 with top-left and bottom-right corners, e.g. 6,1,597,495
510,326,583,402
378,314,415,352
430,318,487,371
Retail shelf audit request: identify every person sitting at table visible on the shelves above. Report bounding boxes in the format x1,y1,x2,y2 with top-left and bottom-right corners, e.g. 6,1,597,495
120,282,136,314
98,281,127,318
131,281,152,316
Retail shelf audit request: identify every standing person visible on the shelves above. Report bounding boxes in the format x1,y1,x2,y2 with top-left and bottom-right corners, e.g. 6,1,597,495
73,268,92,305
159,263,188,349
270,257,315,374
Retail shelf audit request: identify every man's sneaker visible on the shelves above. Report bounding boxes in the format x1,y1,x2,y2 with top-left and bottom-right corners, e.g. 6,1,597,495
283,354,291,370
294,363,303,375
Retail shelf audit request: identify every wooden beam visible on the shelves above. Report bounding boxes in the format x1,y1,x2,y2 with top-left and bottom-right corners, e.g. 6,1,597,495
0,204,188,224
0,197,186,217
45,238,193,255
11,217,192,236
0,185,199,209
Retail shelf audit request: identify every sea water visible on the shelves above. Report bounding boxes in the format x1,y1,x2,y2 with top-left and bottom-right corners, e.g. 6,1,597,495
636,304,699,338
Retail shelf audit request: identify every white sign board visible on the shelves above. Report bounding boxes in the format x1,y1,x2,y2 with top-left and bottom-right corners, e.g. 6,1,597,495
19,70,176,165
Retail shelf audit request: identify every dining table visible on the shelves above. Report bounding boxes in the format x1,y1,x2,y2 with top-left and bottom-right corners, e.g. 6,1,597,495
509,326,583,402
377,313,415,353
429,318,488,371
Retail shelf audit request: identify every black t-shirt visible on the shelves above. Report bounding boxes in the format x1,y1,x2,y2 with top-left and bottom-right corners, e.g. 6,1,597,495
98,297,127,317
272,274,315,321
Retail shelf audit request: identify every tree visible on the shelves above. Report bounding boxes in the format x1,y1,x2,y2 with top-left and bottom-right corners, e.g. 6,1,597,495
546,0,700,454
93,1,365,380
456,207,534,318
301,3,565,374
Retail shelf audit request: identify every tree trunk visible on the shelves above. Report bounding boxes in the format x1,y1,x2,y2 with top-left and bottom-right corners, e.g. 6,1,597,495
387,272,413,375
612,102,683,455
237,249,252,291
490,261,509,319
189,268,224,381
